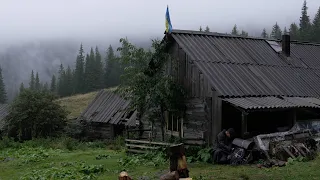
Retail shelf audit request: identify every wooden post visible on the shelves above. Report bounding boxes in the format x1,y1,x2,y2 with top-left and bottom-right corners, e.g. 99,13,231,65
241,112,248,138
292,109,297,126
212,92,222,144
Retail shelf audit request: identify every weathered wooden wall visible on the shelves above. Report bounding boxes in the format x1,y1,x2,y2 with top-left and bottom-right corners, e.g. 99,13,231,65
86,122,115,140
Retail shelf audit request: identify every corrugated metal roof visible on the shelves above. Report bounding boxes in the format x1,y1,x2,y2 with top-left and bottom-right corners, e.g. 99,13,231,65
223,96,320,110
0,104,9,130
170,29,320,98
78,90,137,126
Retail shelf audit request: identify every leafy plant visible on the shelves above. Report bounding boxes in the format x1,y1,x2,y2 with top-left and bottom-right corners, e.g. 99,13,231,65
197,148,213,163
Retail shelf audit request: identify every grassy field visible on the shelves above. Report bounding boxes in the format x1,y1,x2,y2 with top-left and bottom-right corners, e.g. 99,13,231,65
56,87,117,119
1,139,320,180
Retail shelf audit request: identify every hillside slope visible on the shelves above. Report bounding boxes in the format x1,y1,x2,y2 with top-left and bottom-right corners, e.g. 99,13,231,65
56,87,117,119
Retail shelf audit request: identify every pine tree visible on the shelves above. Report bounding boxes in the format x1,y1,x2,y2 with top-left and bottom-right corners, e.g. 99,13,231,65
204,26,210,32
19,82,25,93
261,28,268,38
35,72,40,91
199,26,203,32
74,43,85,93
104,45,122,88
84,49,95,93
299,0,312,41
289,23,300,40
50,75,57,93
94,46,104,90
270,22,282,39
0,66,7,103
57,64,65,96
312,7,320,42
231,24,239,35
29,70,35,90
65,65,73,96
42,82,49,92
283,27,288,35
241,30,248,37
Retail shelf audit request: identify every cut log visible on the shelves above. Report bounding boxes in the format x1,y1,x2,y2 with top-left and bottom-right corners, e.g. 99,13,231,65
118,171,132,180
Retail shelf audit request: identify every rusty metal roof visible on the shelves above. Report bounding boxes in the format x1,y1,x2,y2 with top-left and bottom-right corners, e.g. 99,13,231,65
223,96,320,110
0,104,9,130
170,29,320,98
78,90,137,126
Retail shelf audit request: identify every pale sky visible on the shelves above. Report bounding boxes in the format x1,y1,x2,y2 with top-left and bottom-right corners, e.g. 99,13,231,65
0,0,319,43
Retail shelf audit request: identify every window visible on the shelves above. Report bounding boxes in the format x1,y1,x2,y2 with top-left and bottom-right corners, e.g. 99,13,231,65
165,111,184,137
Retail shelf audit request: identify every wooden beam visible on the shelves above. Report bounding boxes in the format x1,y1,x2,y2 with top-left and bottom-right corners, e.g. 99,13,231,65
212,93,222,144
241,112,248,138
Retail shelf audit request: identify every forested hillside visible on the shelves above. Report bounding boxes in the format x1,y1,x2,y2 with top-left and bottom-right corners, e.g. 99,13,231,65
0,0,319,101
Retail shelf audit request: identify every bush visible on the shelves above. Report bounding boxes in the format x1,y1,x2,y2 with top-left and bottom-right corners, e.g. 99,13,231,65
5,89,68,140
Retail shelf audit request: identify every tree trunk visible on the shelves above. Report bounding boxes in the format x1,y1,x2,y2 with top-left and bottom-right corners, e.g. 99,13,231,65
160,105,166,141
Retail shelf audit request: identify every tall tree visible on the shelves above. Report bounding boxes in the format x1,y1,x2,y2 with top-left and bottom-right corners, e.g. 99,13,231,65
74,43,85,93
65,66,73,96
204,26,210,32
231,24,239,35
199,26,203,32
19,82,25,93
84,50,95,92
50,75,57,93
0,66,7,103
283,27,288,35
312,7,320,42
29,70,35,90
35,72,40,91
270,22,282,39
42,82,49,92
104,45,121,88
299,0,312,41
289,23,300,40
94,46,104,90
241,30,248,37
261,28,268,38
57,64,65,96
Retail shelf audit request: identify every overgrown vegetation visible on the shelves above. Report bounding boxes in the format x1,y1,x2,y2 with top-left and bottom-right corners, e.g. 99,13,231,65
4,89,68,140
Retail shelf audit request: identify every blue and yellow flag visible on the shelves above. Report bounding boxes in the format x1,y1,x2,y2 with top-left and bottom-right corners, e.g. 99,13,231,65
165,5,172,34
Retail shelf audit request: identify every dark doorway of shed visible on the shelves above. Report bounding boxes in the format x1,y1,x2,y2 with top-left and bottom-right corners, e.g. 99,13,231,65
113,124,126,137
221,102,242,137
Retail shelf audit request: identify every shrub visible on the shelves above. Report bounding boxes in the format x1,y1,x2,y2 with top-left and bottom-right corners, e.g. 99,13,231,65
5,89,68,140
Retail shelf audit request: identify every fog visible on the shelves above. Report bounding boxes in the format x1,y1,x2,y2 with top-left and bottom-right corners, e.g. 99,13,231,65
0,0,319,100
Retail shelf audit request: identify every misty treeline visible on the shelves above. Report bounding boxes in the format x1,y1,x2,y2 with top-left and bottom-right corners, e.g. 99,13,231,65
201,0,320,42
19,44,122,98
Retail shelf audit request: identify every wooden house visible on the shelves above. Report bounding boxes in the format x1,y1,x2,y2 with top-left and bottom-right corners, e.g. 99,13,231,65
141,29,320,144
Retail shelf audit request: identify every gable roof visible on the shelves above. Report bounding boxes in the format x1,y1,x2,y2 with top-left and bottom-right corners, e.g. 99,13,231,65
169,29,320,98
78,90,137,127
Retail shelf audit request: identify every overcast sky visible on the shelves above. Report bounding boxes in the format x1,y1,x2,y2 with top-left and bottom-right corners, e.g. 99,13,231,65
0,0,320,43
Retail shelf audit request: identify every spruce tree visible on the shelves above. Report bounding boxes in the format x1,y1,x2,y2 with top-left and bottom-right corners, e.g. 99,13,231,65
29,70,35,90
270,22,282,39
19,82,25,93
65,66,73,96
312,7,320,42
42,82,49,92
74,43,85,93
94,46,104,90
104,45,121,88
299,0,312,41
35,72,41,91
50,75,57,93
84,51,95,93
289,23,300,40
261,28,268,38
204,26,210,32
231,24,239,35
0,66,7,103
283,27,288,35
57,64,65,96
241,30,248,37
199,26,203,32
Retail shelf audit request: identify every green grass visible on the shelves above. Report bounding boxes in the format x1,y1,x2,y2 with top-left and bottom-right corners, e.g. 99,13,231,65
1,144,320,180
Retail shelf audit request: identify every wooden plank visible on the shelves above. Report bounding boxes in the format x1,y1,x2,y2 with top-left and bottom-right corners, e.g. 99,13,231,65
125,144,159,150
125,139,176,146
126,149,147,154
